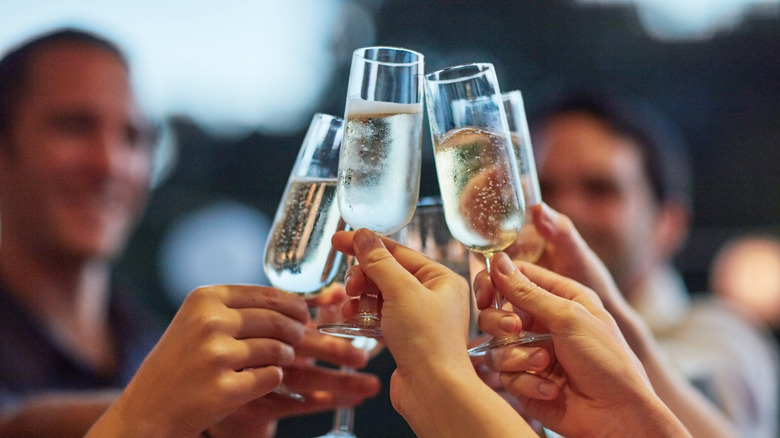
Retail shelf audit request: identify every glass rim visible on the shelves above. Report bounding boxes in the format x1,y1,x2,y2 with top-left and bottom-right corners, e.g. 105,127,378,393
353,46,424,66
311,112,343,124
425,62,494,84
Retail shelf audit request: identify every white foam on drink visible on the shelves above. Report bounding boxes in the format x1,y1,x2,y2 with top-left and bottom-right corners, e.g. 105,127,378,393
346,98,421,116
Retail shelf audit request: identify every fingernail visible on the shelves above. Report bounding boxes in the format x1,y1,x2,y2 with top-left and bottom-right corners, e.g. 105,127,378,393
353,229,379,252
539,381,557,398
494,253,515,275
499,314,519,333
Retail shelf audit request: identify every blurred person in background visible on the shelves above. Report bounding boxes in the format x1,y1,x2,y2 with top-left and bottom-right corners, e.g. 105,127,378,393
530,89,780,438
0,27,378,437
709,233,780,334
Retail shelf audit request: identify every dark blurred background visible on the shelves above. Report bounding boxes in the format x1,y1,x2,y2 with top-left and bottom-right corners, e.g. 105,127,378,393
3,0,779,436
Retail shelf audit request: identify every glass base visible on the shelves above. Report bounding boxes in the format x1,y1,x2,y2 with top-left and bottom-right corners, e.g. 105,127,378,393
468,332,552,357
317,314,383,339
314,431,357,438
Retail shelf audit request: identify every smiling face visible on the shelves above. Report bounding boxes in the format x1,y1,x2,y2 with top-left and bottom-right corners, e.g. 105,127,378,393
0,41,154,262
535,112,662,292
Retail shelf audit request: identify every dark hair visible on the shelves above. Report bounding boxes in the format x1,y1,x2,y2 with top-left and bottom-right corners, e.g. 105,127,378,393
531,89,692,208
0,27,129,138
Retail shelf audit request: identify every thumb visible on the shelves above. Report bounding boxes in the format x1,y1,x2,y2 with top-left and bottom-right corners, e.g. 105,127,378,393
533,203,619,302
352,228,420,302
534,203,588,259
489,252,575,332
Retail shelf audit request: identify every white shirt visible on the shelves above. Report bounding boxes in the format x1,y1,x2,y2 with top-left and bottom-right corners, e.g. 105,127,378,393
631,265,780,438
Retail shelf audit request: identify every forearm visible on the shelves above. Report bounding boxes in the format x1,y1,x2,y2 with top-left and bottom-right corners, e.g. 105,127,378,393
396,363,538,438
0,391,117,438
607,301,738,438
84,383,194,438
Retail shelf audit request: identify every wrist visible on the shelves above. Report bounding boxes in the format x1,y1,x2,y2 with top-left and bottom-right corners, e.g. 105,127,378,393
395,363,529,436
595,391,690,438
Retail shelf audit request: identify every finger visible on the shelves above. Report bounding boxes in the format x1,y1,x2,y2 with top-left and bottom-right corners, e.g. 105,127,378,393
234,308,307,345
339,297,361,320
230,365,285,400
306,282,348,308
500,371,560,401
207,285,310,324
356,229,447,279
294,326,370,368
471,354,503,391
259,368,380,418
473,268,495,310
331,230,357,256
343,263,381,298
489,252,587,331
477,307,523,337
485,345,551,373
533,203,586,254
350,229,430,302
235,338,296,369
514,262,604,311
282,366,381,400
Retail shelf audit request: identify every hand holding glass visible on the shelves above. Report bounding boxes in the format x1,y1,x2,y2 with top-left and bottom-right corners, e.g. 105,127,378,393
263,113,346,400
318,46,424,339
424,63,550,356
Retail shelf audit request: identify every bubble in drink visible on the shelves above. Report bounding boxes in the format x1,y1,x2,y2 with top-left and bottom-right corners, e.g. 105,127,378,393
433,127,525,254
264,177,344,295
338,98,422,236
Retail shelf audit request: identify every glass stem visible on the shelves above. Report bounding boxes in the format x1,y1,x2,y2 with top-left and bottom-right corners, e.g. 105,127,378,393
356,294,379,319
349,254,380,322
330,370,356,434
485,254,503,310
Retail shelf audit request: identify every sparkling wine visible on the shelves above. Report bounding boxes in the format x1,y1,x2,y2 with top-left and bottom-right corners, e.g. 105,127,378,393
338,98,422,236
433,127,525,254
264,177,345,295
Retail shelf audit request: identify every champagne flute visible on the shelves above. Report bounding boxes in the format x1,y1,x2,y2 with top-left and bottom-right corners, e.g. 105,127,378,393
502,90,546,263
318,46,424,339
424,63,551,356
263,113,346,400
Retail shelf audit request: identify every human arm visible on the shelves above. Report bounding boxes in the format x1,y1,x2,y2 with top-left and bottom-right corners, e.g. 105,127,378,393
476,253,691,438
0,391,118,438
533,203,737,438
204,285,382,438
85,284,379,438
477,203,737,438
331,229,540,438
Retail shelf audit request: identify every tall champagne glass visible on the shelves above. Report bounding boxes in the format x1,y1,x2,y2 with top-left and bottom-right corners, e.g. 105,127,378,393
424,63,550,356
318,46,424,339
264,113,346,297
502,90,545,263
263,113,346,400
